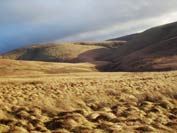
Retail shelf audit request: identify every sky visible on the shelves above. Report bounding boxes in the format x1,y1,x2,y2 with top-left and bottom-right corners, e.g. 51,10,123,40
0,0,177,53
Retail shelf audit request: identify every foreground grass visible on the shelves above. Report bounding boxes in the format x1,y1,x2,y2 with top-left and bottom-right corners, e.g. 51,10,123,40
0,71,176,132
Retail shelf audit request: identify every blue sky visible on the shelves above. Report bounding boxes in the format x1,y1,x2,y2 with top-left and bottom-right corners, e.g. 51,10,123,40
1,0,177,53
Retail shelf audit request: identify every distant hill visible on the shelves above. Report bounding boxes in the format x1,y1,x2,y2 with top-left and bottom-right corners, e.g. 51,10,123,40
1,41,124,64
109,21,177,71
1,22,177,72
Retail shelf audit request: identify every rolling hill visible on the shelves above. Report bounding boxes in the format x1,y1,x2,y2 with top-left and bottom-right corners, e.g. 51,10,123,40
109,21,177,71
1,41,123,63
1,21,177,72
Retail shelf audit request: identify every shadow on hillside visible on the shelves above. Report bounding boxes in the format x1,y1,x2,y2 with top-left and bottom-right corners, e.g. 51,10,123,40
13,45,177,72
73,48,177,72
72,48,115,71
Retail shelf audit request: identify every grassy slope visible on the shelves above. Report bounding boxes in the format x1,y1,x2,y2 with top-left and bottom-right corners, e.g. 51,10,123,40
1,41,123,63
118,37,177,71
1,43,104,62
2,21,177,72
110,21,177,71
0,41,126,72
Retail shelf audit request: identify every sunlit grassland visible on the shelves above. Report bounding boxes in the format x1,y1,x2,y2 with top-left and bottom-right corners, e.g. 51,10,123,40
0,71,176,132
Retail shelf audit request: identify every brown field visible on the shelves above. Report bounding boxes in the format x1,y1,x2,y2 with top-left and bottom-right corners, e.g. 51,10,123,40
0,71,177,133
0,59,100,76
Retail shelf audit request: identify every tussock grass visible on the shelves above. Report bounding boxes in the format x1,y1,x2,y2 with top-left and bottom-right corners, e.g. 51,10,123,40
0,71,176,132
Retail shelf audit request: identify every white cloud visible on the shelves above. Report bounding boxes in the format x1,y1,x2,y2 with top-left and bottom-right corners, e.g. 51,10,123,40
57,11,177,41
0,0,177,52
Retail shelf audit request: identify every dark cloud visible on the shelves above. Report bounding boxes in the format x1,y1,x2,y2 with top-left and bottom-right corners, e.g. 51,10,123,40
0,0,177,53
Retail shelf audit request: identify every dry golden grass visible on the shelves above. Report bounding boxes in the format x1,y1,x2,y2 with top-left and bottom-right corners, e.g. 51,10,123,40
0,59,100,76
0,71,176,132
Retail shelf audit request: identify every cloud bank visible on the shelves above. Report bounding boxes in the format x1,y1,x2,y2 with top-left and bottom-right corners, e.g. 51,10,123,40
0,0,177,53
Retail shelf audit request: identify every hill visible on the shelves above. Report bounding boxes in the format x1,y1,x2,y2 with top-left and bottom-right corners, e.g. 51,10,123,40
109,21,177,71
1,41,124,63
1,21,177,72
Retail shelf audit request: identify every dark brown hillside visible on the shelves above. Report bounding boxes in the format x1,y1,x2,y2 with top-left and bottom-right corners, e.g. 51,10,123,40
108,21,177,71
112,22,177,60
113,37,177,71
